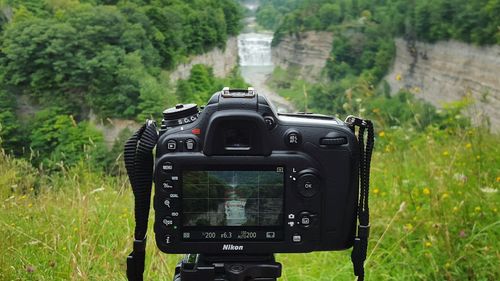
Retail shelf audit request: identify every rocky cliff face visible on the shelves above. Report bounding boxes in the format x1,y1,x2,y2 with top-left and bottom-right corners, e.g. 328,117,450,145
169,37,239,82
271,31,333,81
385,38,500,132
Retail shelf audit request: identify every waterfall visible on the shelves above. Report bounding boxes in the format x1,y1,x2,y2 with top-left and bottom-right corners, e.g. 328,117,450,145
238,33,273,66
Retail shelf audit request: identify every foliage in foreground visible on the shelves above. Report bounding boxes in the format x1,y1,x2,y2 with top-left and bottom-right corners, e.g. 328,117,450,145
0,124,498,280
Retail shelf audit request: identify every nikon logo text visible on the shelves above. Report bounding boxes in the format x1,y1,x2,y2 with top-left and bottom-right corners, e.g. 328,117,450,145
222,244,244,251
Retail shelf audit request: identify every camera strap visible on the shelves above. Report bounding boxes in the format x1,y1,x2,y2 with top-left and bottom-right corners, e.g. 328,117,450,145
124,120,158,281
346,116,374,281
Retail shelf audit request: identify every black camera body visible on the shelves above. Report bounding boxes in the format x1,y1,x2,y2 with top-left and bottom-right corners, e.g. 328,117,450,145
153,88,360,255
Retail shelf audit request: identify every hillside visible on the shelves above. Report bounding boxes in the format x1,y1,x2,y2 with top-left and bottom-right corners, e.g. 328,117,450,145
258,0,500,132
0,0,246,169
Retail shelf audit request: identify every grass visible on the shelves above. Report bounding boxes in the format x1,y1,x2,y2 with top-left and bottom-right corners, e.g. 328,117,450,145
0,126,499,280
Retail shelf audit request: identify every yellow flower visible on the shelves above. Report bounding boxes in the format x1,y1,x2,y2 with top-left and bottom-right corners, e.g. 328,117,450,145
465,143,472,149
474,206,481,213
445,262,451,268
425,241,432,247
441,193,449,199
476,155,481,160
378,131,385,137
452,206,459,212
373,188,380,195
28,203,33,208
442,151,449,156
496,177,500,183
396,74,402,81
423,187,431,195
404,223,414,231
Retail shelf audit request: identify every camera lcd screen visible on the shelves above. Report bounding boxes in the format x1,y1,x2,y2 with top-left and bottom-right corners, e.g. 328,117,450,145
181,168,285,241
182,168,284,227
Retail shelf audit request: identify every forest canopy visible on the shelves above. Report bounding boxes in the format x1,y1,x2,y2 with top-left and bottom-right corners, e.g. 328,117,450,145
0,0,244,167
257,0,500,45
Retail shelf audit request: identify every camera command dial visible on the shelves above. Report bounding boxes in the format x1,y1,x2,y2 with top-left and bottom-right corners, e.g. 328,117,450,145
162,103,199,128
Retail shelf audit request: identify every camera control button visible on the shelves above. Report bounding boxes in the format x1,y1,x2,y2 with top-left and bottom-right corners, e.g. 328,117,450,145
297,174,320,197
162,162,174,172
264,116,275,129
167,140,177,151
162,217,174,227
285,130,302,147
162,180,174,190
292,234,302,243
185,138,196,150
165,234,173,244
298,212,314,228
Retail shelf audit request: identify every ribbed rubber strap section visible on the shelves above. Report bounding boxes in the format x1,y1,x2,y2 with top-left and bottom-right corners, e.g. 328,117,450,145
124,121,158,281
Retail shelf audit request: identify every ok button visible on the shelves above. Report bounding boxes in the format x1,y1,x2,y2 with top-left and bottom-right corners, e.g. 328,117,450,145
297,173,320,197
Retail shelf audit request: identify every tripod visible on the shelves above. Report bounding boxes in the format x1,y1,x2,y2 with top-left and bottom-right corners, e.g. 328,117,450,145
173,254,282,281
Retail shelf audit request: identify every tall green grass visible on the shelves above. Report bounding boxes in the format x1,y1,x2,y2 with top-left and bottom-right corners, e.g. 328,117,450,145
0,126,498,280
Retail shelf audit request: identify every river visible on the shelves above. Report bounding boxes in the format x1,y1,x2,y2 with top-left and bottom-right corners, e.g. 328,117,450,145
237,1,295,113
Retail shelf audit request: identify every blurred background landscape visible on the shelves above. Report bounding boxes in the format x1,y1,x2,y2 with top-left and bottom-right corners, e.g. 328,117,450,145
0,0,498,280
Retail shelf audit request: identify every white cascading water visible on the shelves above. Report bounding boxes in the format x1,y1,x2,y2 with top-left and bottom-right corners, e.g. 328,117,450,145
238,33,273,66
236,0,295,112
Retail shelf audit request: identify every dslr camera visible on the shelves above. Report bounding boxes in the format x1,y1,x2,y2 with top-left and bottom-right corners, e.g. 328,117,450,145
125,87,373,281
154,87,360,253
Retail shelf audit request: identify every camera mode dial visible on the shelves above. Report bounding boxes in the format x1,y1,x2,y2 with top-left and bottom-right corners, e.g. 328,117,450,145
162,103,199,128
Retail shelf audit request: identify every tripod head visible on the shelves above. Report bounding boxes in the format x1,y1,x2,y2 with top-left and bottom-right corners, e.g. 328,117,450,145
173,254,281,281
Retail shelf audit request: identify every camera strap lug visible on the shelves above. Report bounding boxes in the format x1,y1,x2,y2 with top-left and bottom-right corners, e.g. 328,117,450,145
124,120,158,281
345,116,374,281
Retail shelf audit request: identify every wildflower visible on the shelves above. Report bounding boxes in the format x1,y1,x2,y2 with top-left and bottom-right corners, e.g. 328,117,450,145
465,143,472,149
378,131,385,137
21,195,27,200
404,223,413,231
424,241,432,248
474,206,481,213
373,188,380,195
452,206,459,212
480,187,497,193
442,151,449,156
441,193,449,199
28,203,33,208
459,230,466,238
423,187,431,195
496,177,500,183
453,173,467,183
396,74,402,81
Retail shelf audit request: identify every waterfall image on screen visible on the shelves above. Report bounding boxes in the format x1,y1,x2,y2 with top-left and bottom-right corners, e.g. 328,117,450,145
182,170,284,227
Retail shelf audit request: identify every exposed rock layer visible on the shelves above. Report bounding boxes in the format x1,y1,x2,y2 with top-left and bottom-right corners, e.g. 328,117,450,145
169,37,239,82
385,38,500,132
271,31,333,81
